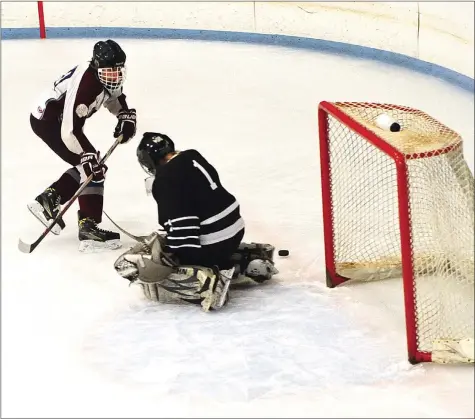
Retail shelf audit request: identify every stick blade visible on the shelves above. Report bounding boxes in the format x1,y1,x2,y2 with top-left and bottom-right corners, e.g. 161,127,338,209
18,238,34,254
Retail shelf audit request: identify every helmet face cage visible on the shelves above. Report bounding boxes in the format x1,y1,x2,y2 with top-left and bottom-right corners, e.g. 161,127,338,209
97,66,126,93
137,148,156,176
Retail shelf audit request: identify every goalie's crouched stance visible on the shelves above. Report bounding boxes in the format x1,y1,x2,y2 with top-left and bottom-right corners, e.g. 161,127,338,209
114,131,279,311
114,233,278,312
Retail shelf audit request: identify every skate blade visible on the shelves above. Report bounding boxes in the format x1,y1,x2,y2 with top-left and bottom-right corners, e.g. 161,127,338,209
27,201,62,235
78,239,122,253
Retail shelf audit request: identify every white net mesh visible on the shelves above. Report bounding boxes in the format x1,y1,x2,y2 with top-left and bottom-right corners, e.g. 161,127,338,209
321,102,474,362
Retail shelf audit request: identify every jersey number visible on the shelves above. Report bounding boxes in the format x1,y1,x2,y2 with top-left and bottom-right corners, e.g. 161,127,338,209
192,160,217,190
54,67,77,88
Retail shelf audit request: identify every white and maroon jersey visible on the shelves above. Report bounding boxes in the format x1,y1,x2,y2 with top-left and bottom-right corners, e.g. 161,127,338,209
32,61,128,154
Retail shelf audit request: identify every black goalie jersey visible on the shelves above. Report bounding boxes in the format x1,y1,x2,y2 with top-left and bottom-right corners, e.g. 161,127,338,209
152,149,245,269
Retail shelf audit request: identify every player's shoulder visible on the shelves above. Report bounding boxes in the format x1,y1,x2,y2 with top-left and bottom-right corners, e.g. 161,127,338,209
76,62,103,93
164,150,206,179
169,149,199,164
178,149,208,164
180,149,202,158
165,150,195,171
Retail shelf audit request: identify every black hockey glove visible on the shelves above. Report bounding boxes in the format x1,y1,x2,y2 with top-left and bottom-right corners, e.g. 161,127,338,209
80,151,107,183
114,108,137,144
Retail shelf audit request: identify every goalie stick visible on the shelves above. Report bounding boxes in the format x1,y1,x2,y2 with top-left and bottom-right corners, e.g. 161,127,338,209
103,211,168,245
18,136,123,254
103,211,148,243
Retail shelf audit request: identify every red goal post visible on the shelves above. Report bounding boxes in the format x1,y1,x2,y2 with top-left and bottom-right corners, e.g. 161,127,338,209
318,101,474,364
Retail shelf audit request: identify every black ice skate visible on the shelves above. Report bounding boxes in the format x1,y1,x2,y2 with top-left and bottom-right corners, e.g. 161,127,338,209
78,211,121,253
27,187,66,235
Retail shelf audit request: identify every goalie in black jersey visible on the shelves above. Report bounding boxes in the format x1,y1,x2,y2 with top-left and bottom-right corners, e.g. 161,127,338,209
114,132,279,311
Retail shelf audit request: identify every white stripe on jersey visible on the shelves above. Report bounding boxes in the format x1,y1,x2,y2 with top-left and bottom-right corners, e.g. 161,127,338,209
60,62,93,154
167,235,200,240
167,244,202,249
200,217,245,245
164,216,199,226
201,200,239,226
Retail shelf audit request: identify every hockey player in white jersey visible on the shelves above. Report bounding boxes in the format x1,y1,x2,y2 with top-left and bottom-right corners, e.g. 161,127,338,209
28,39,137,252
113,132,279,311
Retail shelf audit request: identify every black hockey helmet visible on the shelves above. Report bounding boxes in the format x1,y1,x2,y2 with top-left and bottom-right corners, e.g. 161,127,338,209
91,39,126,69
91,40,126,92
137,132,176,175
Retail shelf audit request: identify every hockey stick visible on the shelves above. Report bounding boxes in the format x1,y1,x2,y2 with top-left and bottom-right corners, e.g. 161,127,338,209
18,136,123,254
103,211,148,243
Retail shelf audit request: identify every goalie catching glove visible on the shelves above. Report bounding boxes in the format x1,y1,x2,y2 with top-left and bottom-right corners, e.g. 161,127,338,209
114,108,137,144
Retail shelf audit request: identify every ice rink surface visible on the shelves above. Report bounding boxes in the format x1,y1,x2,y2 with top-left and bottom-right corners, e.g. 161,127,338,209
2,38,474,418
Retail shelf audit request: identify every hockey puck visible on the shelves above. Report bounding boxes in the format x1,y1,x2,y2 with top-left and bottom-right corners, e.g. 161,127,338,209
278,249,289,257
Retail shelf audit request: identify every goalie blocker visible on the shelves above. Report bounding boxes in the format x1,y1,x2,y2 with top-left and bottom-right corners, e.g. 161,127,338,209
114,232,278,311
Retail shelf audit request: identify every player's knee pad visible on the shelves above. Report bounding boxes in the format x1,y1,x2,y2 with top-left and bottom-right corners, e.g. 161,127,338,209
231,242,279,283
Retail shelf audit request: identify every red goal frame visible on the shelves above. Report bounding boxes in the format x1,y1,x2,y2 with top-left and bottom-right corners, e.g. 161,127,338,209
316,100,462,364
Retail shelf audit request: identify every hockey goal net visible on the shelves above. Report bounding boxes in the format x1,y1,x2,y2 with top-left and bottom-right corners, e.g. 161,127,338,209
318,101,474,364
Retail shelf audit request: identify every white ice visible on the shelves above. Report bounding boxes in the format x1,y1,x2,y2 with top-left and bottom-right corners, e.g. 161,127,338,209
2,39,474,418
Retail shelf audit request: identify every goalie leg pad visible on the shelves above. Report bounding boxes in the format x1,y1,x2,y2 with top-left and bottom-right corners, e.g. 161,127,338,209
113,232,232,311
231,242,279,283
136,266,233,312
148,266,233,311
237,242,275,260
